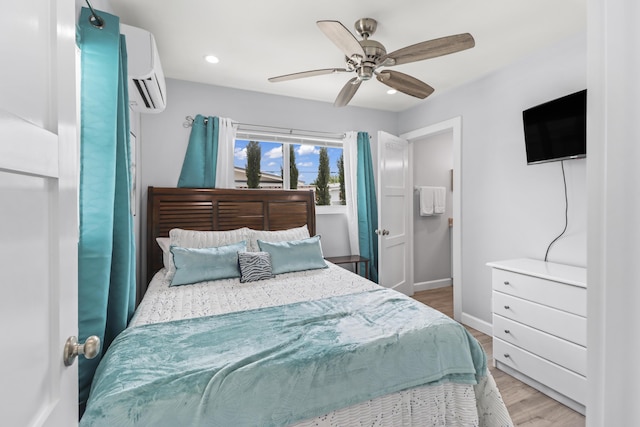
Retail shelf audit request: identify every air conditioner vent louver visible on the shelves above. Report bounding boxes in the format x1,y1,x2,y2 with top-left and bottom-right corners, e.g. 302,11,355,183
132,75,165,110
121,24,167,113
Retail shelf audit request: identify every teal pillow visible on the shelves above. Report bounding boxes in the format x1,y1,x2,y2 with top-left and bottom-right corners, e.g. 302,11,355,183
169,241,246,286
257,236,327,275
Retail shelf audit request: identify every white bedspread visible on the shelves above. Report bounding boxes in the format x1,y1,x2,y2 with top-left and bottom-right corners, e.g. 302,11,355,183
130,263,513,427
130,262,379,327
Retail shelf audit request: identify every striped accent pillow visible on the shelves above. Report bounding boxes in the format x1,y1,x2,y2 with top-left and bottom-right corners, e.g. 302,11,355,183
238,251,274,283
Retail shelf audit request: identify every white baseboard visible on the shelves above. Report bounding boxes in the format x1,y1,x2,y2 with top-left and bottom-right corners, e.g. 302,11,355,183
413,278,452,292
410,282,493,337
460,312,492,336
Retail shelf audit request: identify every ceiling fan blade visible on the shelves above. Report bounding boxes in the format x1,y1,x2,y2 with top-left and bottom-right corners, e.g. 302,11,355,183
317,20,366,58
376,70,434,99
268,68,349,83
382,33,475,66
334,77,362,107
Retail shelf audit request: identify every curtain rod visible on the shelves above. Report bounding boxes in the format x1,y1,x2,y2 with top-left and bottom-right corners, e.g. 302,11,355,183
183,115,346,141
85,0,105,28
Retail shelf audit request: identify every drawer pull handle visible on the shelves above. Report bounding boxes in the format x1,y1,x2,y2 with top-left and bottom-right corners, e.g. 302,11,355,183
504,281,510,285
504,305,510,309
504,353,510,358
504,329,510,334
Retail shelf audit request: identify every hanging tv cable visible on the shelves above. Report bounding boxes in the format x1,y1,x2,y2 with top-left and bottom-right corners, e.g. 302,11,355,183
544,160,569,262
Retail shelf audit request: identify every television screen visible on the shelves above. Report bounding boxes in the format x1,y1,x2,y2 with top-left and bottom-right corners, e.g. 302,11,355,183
522,89,587,165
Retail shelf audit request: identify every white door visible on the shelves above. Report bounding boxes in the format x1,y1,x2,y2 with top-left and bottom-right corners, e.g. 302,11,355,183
377,131,412,295
0,0,79,425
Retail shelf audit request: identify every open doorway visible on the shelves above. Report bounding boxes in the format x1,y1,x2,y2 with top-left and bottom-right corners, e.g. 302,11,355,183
412,131,453,288
401,117,462,321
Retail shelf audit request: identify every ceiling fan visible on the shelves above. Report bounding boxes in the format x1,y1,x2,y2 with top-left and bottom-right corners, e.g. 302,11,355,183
268,18,475,107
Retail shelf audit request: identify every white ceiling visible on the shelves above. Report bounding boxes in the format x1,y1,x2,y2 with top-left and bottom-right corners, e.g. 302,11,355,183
106,0,586,112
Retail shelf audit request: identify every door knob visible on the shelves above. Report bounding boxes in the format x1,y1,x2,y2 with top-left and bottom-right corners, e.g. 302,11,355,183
63,335,101,366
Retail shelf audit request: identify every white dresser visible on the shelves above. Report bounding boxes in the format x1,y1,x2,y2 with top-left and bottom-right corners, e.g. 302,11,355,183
487,258,587,415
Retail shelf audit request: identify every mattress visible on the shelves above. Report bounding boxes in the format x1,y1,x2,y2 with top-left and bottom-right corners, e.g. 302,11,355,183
125,263,513,427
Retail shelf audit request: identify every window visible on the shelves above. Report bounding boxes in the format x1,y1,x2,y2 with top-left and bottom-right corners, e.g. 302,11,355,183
234,140,284,188
234,139,346,207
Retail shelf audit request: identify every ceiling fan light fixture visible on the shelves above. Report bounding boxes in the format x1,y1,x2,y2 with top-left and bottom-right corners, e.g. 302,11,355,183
358,65,374,80
268,18,474,107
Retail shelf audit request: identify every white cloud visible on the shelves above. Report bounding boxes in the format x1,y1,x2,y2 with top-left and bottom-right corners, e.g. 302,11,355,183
298,162,313,167
234,147,247,161
297,145,318,156
267,161,277,167
265,147,283,159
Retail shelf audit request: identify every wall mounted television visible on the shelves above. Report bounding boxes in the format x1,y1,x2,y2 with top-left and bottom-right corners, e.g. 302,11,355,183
522,89,587,165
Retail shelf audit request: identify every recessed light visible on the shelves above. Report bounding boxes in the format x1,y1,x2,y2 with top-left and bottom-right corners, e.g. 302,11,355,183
204,55,219,64
386,89,397,95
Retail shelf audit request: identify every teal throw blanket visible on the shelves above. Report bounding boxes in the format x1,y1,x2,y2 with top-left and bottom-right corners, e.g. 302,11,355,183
81,289,486,427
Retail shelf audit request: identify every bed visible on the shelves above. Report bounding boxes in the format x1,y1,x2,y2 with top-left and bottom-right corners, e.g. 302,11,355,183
80,187,513,427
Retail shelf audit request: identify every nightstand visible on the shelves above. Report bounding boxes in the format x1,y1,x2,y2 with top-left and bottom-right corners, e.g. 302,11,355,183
325,255,370,279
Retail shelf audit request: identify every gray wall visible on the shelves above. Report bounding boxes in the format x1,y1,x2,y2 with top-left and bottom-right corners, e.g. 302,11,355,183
137,79,398,283
136,33,587,327
412,131,454,286
399,33,587,326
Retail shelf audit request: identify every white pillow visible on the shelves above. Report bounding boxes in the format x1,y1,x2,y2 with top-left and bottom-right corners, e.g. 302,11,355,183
165,227,252,276
169,227,251,248
247,225,310,252
156,237,171,268
155,237,174,280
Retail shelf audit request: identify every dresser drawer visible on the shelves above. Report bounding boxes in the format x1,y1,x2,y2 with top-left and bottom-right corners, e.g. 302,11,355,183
493,292,586,346
492,269,586,316
493,314,586,376
494,338,586,405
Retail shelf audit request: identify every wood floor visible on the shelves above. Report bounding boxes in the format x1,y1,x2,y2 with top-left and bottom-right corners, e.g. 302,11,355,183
413,287,585,427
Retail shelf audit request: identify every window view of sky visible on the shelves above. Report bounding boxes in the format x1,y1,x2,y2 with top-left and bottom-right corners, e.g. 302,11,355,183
234,140,343,185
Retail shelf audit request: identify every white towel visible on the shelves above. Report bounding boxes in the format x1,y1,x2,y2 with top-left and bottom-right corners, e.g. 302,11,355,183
419,186,446,216
434,187,446,214
419,187,435,216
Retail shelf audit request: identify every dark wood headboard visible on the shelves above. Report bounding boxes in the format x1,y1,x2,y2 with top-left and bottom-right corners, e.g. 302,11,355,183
144,187,316,298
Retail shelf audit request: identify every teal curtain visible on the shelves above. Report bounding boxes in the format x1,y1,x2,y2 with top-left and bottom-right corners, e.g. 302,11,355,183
77,7,136,405
178,115,219,187
356,132,379,282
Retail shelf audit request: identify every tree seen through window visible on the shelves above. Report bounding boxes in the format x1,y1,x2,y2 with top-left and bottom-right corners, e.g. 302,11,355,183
234,140,345,206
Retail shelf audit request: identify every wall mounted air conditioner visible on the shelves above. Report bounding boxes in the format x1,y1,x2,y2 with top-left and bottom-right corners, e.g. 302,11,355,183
120,24,167,113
